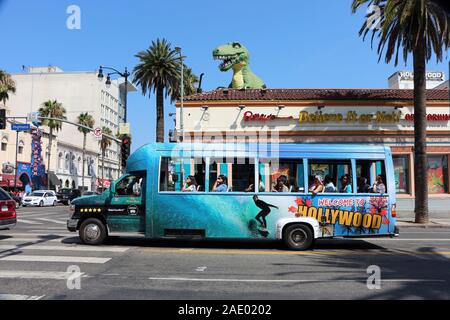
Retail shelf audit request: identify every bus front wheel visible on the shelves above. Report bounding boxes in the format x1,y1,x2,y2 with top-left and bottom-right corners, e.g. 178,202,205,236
283,224,314,251
79,218,107,245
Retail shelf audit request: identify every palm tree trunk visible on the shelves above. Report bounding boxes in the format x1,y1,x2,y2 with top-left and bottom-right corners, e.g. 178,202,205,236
156,85,165,143
413,42,429,224
47,128,53,189
82,133,86,191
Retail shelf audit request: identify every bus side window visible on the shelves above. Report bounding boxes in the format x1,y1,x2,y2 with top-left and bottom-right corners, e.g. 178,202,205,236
308,160,352,194
356,160,387,194
160,157,206,192
210,157,255,193
116,174,145,197
259,158,304,193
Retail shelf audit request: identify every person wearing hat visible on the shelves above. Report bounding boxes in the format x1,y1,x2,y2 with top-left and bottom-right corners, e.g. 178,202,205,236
309,175,324,195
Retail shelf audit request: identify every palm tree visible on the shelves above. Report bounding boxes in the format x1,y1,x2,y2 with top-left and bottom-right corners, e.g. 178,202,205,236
172,66,200,100
39,100,67,189
0,70,16,107
133,38,182,143
352,0,450,224
99,126,113,188
77,113,95,191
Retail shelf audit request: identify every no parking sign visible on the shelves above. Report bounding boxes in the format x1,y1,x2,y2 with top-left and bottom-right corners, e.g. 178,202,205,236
92,127,103,141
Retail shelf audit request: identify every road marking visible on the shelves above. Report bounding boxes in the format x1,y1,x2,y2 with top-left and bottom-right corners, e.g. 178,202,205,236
0,271,86,280
0,255,111,264
140,248,450,256
0,245,129,253
0,294,45,300
34,218,67,225
0,233,68,237
16,219,43,225
0,238,68,242
148,277,446,283
367,239,450,241
196,267,208,272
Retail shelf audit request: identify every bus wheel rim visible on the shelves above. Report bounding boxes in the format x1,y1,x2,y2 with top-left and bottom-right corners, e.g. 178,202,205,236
85,224,101,241
291,229,307,244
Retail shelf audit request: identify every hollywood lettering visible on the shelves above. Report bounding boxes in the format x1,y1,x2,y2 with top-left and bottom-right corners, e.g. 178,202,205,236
297,205,383,229
243,111,294,122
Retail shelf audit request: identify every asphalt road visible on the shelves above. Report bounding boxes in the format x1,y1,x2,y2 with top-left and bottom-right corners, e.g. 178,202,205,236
0,205,449,300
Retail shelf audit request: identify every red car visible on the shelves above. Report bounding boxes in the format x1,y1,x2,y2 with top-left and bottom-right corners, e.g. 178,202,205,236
0,187,17,230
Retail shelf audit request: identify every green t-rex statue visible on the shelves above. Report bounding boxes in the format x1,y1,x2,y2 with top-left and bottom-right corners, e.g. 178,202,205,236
213,42,266,89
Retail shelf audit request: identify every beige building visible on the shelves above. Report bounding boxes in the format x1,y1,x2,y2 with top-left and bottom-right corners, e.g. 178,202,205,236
0,66,135,191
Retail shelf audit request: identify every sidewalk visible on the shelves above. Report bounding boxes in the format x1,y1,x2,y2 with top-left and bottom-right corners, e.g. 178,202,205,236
397,211,450,229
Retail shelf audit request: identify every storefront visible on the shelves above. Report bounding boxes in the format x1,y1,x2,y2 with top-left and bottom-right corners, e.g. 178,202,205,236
177,88,450,213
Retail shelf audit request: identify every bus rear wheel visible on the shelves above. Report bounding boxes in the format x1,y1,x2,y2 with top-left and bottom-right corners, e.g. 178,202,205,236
79,218,107,245
283,224,314,251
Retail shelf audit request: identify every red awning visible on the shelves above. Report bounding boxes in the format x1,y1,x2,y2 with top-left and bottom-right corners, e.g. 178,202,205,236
97,179,111,188
0,175,22,188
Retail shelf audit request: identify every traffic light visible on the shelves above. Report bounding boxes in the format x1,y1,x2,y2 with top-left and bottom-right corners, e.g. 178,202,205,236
0,109,6,130
121,135,131,167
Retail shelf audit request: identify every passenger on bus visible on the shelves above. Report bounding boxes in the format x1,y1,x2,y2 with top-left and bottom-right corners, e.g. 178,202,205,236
309,175,324,195
339,174,353,193
213,175,229,192
372,175,386,194
182,176,198,192
324,175,337,193
357,177,371,193
272,175,289,193
245,175,266,192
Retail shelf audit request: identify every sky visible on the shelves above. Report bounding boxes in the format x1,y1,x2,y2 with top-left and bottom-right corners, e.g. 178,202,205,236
0,0,449,151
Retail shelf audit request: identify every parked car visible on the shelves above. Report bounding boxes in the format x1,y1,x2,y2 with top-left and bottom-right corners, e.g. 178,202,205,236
8,193,22,209
57,188,81,205
22,191,58,207
0,187,17,230
82,191,100,197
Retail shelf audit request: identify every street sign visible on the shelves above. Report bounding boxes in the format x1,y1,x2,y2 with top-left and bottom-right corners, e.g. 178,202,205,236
119,123,130,135
27,112,39,123
92,127,103,141
11,124,31,131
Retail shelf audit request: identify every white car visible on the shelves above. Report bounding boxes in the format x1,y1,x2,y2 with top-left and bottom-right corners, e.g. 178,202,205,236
22,191,58,207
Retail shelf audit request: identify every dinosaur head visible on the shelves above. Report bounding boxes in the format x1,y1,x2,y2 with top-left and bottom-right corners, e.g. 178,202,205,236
213,42,249,72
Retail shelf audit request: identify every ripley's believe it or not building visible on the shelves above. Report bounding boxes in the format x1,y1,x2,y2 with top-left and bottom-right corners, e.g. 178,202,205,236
175,42,450,214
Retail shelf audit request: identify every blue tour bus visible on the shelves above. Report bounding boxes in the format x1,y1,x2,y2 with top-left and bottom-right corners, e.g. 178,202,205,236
67,143,398,250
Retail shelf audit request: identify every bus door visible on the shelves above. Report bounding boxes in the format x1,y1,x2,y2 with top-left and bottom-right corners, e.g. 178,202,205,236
106,173,146,233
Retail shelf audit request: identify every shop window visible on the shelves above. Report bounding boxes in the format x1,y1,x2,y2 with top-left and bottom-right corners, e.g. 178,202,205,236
259,158,304,193
160,157,206,192
209,158,255,193
393,155,410,194
356,160,387,194
427,155,449,194
308,160,353,194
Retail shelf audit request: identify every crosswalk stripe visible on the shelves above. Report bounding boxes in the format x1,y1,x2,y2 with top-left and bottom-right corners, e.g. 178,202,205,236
0,244,129,253
0,233,68,237
0,238,67,242
0,294,45,300
0,255,111,264
16,219,43,225
34,218,67,225
0,271,85,280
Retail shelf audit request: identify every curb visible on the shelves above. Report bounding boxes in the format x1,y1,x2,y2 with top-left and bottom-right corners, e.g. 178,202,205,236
396,222,450,229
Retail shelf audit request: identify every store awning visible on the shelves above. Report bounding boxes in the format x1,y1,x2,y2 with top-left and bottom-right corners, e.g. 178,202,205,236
48,172,62,186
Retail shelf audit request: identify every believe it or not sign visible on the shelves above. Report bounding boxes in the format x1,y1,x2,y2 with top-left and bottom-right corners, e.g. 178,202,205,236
298,111,402,124
243,111,294,122
11,124,31,131
405,114,450,122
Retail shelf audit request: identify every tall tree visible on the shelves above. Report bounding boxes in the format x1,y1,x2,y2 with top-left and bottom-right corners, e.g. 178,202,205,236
352,0,450,224
77,113,95,191
98,126,113,189
133,38,193,143
39,100,67,189
0,70,16,107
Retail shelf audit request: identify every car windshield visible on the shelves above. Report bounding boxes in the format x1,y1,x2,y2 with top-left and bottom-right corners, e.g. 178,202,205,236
60,189,71,194
30,192,45,197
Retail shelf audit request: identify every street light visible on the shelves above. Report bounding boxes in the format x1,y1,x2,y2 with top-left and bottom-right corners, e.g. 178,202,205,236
175,47,184,143
97,66,130,123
